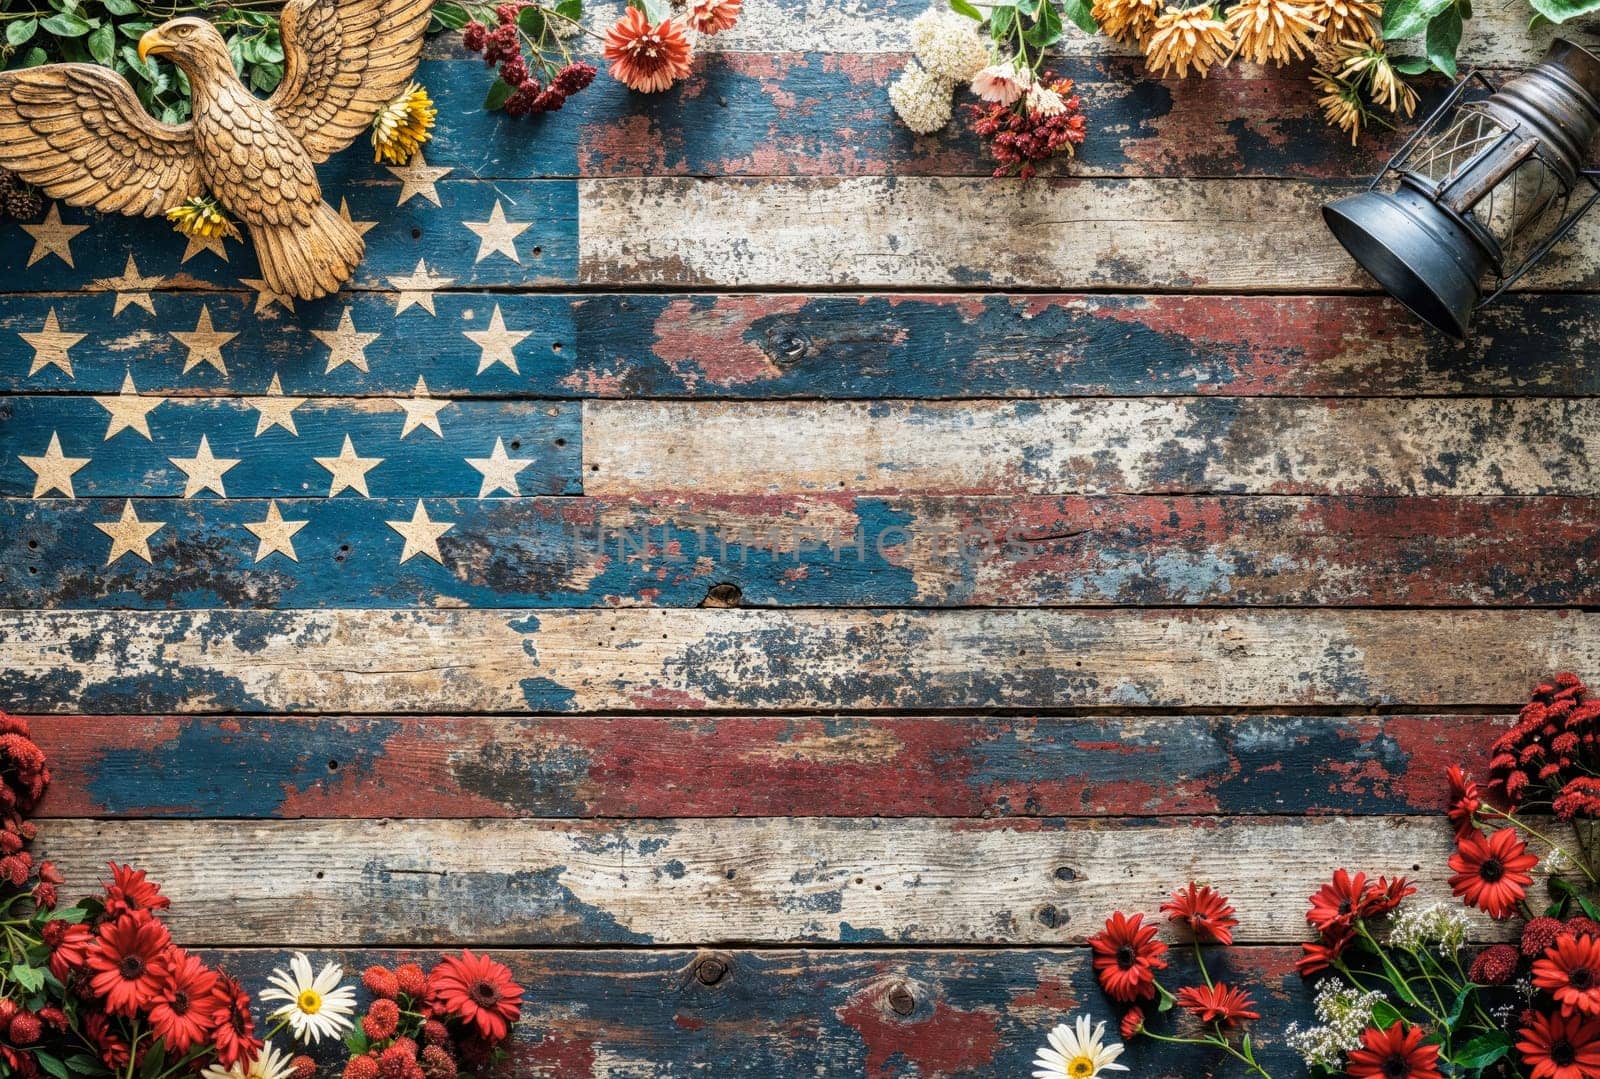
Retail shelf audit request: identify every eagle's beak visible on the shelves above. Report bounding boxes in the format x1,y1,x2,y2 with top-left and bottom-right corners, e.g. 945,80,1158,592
137,27,167,64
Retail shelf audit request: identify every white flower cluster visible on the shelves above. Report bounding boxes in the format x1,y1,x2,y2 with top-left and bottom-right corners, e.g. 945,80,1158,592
889,6,991,134
1284,982,1386,1072
910,8,991,82
1386,901,1471,955
889,62,955,134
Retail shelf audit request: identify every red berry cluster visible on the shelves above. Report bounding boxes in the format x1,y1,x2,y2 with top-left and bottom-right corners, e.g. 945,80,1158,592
967,74,1088,181
461,4,598,117
1489,672,1600,811
344,953,525,1079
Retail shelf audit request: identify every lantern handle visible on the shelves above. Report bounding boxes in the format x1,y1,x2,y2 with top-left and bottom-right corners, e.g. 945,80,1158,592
1372,70,1501,192
1477,168,1600,308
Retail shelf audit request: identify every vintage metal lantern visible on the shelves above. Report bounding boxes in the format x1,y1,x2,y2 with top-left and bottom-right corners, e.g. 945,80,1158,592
1323,39,1600,338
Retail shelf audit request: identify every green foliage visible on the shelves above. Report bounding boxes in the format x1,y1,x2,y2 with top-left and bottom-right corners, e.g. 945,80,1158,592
949,0,1091,68
0,1,286,123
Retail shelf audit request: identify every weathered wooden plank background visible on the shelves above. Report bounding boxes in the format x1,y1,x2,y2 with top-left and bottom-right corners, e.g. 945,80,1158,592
3,1,1593,1074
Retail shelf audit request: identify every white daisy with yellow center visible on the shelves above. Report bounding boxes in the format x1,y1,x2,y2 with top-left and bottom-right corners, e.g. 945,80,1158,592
1033,1015,1129,1079
259,952,357,1044
199,1039,296,1079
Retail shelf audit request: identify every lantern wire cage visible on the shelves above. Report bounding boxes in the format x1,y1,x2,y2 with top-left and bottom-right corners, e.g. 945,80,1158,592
1371,69,1600,306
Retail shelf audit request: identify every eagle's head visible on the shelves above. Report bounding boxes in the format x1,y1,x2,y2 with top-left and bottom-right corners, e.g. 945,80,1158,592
137,17,230,75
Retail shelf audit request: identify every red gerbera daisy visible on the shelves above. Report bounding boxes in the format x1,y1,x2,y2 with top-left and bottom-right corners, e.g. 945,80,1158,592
602,8,693,93
1519,1010,1600,1079
87,914,171,1016
1535,934,1600,1016
1175,982,1261,1027
1297,930,1353,977
1347,1022,1443,1079
1161,883,1239,945
148,949,220,1054
1450,827,1537,920
1447,766,1482,838
1307,869,1370,934
44,920,91,982
102,863,170,918
1089,911,1169,1003
428,950,524,1043
209,973,262,1069
1120,1007,1145,1040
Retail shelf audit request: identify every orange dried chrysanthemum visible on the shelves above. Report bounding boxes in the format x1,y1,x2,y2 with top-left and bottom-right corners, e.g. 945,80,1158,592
688,0,742,35
602,7,693,93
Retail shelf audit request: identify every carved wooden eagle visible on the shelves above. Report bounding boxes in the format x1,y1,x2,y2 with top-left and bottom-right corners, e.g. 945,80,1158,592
0,0,433,299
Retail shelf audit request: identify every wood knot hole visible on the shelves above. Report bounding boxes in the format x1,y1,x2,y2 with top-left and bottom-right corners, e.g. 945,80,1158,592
887,983,916,1016
694,956,728,986
702,583,742,608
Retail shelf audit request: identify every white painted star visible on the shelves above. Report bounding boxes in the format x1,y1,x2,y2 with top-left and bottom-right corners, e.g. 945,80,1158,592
465,437,533,498
20,308,85,378
465,200,531,264
96,500,164,565
246,374,305,437
169,434,240,498
171,305,237,375
94,255,163,317
387,259,455,316
387,151,451,206
313,308,381,374
387,499,454,564
395,375,452,439
465,304,530,375
243,500,308,563
22,204,87,267
94,371,164,441
339,198,378,239
315,435,384,497
240,277,296,316
19,432,89,499
180,232,229,264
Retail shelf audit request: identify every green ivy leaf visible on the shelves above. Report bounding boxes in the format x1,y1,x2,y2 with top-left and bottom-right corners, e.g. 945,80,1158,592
10,964,43,993
1526,0,1600,19
1382,0,1455,38
556,0,584,18
1453,1030,1512,1069
1023,0,1065,45
33,1051,69,1079
87,22,114,65
484,77,515,111
6,18,38,46
1060,0,1100,33
1425,6,1462,77
517,5,547,38
39,11,93,37
430,2,472,30
949,0,986,19
1391,55,1432,74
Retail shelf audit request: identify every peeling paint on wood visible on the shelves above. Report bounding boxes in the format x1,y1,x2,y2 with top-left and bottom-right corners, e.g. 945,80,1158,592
26,713,1504,819
2,608,1594,714
34,816,1480,945
584,399,1600,496
4,495,1598,609
197,946,1314,1079
14,292,1600,399
577,176,1600,290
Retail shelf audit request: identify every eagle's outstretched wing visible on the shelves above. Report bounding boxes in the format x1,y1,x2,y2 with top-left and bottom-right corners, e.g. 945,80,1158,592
270,0,433,163
0,64,202,217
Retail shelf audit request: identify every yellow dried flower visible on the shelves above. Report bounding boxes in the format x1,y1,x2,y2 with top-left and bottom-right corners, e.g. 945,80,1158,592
1144,6,1235,78
1335,41,1419,115
1313,71,1366,144
1093,0,1164,45
1308,0,1381,43
372,81,436,165
165,196,239,240
1225,0,1321,65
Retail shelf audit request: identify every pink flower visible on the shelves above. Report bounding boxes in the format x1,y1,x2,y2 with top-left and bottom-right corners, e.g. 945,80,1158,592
971,62,1031,105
